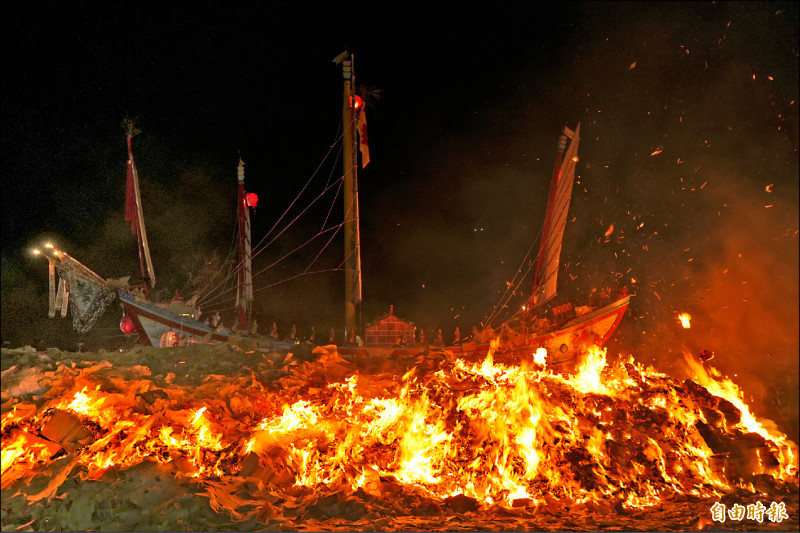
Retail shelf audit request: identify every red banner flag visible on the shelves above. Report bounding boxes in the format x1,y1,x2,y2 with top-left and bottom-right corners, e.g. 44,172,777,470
124,136,138,236
358,110,370,168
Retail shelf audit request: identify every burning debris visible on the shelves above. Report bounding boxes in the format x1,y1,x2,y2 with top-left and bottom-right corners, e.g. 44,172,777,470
1,343,798,531
699,350,715,364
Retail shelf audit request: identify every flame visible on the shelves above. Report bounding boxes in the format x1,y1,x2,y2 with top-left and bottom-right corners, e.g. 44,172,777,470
1,343,797,521
678,313,691,328
571,345,608,394
683,350,797,480
533,347,547,366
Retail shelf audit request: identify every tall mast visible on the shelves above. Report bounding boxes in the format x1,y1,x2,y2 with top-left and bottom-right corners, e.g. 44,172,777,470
338,50,362,342
236,158,253,331
124,128,156,290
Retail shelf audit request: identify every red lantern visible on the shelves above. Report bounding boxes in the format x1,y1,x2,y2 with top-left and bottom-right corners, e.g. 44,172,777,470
352,95,363,110
245,192,259,208
119,315,136,335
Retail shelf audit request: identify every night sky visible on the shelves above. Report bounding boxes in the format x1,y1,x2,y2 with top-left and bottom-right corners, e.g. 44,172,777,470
2,2,798,429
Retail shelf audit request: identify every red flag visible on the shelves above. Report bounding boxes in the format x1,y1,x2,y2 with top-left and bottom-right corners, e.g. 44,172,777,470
124,136,138,236
357,110,370,168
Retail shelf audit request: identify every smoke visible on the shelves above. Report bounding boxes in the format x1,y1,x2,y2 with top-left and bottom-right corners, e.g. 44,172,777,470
536,2,800,438
351,3,800,437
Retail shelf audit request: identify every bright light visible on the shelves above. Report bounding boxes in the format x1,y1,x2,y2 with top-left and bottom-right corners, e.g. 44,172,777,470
44,243,54,249
533,347,547,366
32,249,41,255
678,313,691,329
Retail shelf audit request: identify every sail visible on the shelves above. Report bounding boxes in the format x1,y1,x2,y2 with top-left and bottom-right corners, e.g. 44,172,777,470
44,249,117,334
125,135,156,288
58,266,117,334
531,124,580,308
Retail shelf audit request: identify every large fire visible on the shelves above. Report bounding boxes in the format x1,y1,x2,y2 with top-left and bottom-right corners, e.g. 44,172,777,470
1,342,797,530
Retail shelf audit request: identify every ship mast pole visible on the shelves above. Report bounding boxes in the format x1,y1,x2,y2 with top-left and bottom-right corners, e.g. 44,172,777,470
126,133,156,291
341,52,358,343
236,158,253,331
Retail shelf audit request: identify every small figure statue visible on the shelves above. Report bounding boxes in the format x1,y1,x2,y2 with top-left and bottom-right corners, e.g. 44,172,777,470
419,328,426,345
270,322,278,340
329,327,336,344
290,324,297,342
309,326,316,343
453,326,461,344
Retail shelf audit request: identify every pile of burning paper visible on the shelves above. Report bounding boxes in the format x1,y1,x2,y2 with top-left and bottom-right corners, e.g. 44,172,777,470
1,342,797,531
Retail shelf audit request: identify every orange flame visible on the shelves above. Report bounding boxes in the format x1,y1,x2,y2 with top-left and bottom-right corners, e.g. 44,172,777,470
1,343,797,520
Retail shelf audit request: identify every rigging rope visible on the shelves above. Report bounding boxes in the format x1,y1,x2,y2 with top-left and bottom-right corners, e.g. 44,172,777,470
196,121,350,309
482,178,575,329
200,221,345,309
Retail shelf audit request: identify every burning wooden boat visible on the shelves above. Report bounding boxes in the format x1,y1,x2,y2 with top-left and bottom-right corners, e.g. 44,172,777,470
35,53,372,352
36,54,627,366
35,121,297,351
339,122,630,364
457,123,630,365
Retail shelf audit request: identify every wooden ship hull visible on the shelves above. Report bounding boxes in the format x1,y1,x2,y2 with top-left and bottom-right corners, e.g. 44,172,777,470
338,295,629,363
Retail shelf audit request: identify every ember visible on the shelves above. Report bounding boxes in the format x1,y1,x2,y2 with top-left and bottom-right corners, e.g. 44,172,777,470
1,344,797,531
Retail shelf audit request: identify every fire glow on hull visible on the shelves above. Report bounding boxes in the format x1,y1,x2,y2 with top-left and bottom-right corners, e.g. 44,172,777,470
119,290,297,351
118,290,226,346
340,296,630,362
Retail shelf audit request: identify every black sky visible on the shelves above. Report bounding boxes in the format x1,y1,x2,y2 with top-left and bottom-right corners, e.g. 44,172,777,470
2,1,798,428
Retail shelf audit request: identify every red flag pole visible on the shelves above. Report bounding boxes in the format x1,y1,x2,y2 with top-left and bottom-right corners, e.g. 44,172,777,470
125,134,155,290
236,158,252,331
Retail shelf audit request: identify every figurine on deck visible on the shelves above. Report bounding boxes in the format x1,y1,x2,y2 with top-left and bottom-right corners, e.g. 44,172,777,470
270,322,279,340
329,327,336,344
